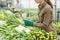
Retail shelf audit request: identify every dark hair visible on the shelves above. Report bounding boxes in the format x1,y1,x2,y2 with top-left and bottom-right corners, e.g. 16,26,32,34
45,0,53,8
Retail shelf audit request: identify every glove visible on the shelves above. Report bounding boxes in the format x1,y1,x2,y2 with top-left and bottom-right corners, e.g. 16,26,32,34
13,9,18,13
10,8,18,13
10,6,18,14
23,20,34,26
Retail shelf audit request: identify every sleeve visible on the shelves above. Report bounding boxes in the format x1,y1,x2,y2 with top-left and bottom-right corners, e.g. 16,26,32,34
34,8,53,28
38,7,46,23
43,9,53,27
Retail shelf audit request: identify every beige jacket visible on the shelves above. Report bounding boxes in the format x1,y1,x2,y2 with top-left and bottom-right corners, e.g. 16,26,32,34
34,2,57,34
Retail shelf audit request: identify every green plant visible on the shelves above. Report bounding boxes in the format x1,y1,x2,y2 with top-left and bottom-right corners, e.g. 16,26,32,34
0,9,59,40
53,22,60,35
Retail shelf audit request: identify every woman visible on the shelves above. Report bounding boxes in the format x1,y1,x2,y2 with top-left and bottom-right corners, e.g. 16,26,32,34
14,0,24,18
34,0,57,34
24,0,57,34
15,0,23,12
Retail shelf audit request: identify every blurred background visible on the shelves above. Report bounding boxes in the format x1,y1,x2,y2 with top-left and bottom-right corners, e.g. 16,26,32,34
0,0,60,21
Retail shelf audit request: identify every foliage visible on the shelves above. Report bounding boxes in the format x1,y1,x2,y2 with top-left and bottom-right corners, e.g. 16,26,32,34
0,10,59,40
53,22,60,35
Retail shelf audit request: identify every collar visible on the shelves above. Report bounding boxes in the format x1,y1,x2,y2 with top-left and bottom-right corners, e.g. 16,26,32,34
38,2,47,9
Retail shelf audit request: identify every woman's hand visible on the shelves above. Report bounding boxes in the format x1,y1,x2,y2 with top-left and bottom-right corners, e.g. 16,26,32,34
34,22,39,27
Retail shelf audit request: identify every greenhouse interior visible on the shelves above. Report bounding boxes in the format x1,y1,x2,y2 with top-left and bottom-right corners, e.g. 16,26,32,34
0,0,60,40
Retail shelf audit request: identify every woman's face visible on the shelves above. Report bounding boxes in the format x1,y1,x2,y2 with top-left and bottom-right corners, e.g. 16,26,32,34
35,0,44,4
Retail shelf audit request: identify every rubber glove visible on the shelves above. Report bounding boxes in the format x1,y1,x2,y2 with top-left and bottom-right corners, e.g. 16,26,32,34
23,20,34,26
